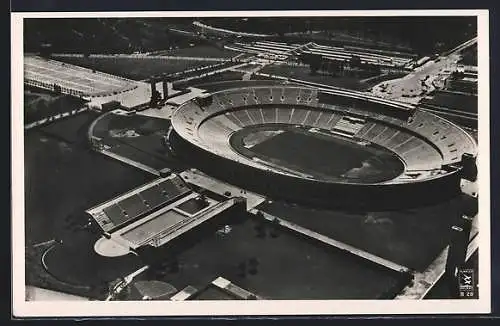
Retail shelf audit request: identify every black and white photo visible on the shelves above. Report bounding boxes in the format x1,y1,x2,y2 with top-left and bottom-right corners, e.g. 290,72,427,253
11,10,491,316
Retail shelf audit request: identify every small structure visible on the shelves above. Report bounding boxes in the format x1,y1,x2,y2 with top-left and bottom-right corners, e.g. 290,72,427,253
101,100,121,112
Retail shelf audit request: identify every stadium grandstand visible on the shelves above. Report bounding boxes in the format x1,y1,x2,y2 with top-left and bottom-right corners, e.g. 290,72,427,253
87,174,246,256
225,40,414,69
169,85,477,208
24,55,139,98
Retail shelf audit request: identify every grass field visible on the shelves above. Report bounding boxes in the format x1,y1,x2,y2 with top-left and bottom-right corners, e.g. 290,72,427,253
92,112,187,172
237,63,263,72
55,56,219,81
171,61,236,80
25,113,155,245
459,44,477,66
421,91,477,114
231,128,404,183
24,88,87,124
187,71,245,88
39,112,97,144
193,79,284,93
142,215,405,299
258,193,467,271
153,45,239,58
239,128,403,183
260,64,378,91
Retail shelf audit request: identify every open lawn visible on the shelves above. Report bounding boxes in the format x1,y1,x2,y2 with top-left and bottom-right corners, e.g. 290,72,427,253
25,113,155,244
144,215,405,299
258,193,468,271
153,45,239,58
55,56,219,81
421,91,477,114
186,71,245,88
260,64,379,91
24,89,87,124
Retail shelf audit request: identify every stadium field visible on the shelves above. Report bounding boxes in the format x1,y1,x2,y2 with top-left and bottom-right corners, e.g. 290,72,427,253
232,127,404,183
149,215,406,299
258,193,468,271
55,56,221,81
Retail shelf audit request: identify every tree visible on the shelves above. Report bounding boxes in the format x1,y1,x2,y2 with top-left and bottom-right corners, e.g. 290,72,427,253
350,55,361,68
39,43,53,58
307,54,322,75
237,262,247,278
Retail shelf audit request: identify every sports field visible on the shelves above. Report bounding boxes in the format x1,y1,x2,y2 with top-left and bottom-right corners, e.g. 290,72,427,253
91,113,187,172
232,127,404,183
55,56,220,81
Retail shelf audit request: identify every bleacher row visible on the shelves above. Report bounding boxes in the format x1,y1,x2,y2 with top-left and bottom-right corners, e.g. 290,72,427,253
96,177,191,231
171,86,477,182
234,40,412,67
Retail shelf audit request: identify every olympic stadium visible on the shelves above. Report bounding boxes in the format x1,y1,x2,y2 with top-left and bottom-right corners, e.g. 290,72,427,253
168,82,476,208
22,16,480,302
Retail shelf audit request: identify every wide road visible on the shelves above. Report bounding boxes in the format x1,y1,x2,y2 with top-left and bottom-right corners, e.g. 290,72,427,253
370,37,477,104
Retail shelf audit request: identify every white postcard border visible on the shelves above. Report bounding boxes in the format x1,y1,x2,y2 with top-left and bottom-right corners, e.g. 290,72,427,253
11,9,491,317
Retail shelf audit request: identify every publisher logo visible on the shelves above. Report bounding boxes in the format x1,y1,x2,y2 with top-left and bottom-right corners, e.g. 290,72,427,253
458,268,475,298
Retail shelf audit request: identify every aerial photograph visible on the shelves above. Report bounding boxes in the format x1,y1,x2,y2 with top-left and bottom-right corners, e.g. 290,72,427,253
19,14,481,304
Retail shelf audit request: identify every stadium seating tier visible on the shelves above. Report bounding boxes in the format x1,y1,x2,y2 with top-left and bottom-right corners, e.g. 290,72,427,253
171,86,477,185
